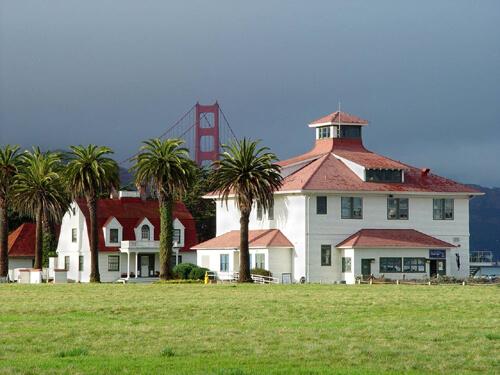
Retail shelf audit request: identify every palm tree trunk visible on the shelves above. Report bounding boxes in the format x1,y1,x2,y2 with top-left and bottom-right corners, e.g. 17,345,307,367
34,205,43,269
87,195,100,283
239,211,252,282
159,191,173,280
0,197,8,277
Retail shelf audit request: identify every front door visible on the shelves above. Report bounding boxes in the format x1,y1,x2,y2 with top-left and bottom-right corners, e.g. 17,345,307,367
429,260,446,277
139,255,154,277
361,259,371,278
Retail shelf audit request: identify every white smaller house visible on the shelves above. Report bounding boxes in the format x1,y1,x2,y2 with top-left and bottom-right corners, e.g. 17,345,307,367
56,191,198,282
193,229,294,283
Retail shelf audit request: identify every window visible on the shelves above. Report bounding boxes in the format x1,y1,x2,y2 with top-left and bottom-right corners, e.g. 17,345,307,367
268,200,274,220
342,257,352,272
318,126,331,139
78,256,84,272
316,196,327,215
387,198,409,220
109,228,119,243
220,254,229,272
173,229,181,244
141,225,150,240
339,126,361,139
341,197,363,219
433,199,454,220
321,245,332,266
108,255,120,271
71,228,77,243
64,256,70,271
403,258,426,273
366,169,403,183
255,253,265,269
71,207,76,215
256,203,263,220
380,257,402,273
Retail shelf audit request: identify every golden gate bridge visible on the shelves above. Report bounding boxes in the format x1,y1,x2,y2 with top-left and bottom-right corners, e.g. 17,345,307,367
121,102,237,167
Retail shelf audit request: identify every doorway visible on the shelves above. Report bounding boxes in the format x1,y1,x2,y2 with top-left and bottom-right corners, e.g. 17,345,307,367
361,259,372,278
139,254,155,277
429,259,446,277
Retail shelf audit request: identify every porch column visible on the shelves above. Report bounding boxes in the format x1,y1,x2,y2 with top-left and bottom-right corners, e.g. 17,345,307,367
135,252,138,278
127,252,130,280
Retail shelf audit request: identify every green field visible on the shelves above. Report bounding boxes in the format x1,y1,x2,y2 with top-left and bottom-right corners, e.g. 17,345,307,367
0,284,499,374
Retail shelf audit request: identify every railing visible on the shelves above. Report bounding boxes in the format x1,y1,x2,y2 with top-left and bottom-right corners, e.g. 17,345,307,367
470,251,495,264
120,240,160,250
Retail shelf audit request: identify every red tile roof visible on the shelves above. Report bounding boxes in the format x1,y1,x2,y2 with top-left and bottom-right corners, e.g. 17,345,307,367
278,138,481,194
76,197,197,252
8,223,35,258
309,111,368,126
336,229,456,249
192,229,293,250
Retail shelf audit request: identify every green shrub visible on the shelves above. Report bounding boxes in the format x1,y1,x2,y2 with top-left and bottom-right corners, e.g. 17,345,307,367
173,263,197,279
189,266,209,280
250,268,272,277
172,263,209,280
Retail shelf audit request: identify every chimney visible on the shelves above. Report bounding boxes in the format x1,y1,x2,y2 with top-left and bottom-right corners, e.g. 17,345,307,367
110,186,119,199
421,168,430,177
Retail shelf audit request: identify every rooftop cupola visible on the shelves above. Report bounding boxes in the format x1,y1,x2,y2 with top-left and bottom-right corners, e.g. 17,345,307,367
308,110,368,141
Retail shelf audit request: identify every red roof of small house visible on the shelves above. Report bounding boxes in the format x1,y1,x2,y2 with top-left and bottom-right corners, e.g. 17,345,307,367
336,229,456,249
76,197,197,252
192,229,293,250
8,223,36,258
309,111,369,127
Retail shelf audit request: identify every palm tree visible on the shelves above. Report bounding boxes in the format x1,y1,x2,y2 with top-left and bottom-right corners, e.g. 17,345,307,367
132,138,195,280
0,145,21,278
12,149,69,269
65,145,119,283
210,139,282,282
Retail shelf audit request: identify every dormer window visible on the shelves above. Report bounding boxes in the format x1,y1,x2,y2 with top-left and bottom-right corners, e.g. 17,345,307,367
318,126,331,139
110,228,119,243
366,169,403,183
141,225,150,240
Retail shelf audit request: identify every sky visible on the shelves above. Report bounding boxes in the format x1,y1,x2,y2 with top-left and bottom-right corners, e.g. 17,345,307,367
1,0,499,186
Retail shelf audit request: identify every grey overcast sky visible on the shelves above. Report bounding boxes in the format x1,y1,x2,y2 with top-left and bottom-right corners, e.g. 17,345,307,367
1,0,499,186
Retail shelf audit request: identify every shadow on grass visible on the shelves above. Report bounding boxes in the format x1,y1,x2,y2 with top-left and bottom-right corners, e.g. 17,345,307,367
56,347,89,358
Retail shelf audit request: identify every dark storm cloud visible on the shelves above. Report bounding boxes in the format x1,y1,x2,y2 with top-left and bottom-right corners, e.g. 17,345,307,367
1,0,499,185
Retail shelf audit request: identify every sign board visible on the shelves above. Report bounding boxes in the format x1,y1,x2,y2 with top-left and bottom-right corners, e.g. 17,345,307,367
429,249,446,259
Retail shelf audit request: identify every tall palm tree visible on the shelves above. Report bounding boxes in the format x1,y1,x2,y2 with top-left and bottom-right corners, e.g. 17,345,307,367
65,145,119,283
0,145,21,278
12,149,69,269
132,138,195,280
210,139,282,282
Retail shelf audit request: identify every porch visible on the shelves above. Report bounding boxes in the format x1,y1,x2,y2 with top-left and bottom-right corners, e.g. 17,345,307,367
119,240,183,280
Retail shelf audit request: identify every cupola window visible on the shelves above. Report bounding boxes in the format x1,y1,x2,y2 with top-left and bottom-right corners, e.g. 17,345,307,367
318,126,331,139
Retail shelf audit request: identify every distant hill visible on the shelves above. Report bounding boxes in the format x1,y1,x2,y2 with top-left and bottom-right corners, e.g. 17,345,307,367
469,185,500,260
119,166,134,187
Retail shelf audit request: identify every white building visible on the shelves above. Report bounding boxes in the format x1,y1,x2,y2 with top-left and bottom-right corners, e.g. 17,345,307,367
194,110,483,283
56,191,198,282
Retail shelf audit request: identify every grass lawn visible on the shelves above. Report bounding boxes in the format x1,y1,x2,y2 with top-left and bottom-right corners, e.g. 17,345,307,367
0,284,499,375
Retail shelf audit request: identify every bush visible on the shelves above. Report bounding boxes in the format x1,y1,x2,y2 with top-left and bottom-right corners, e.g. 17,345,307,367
173,263,197,279
250,268,272,277
189,266,209,280
172,263,208,280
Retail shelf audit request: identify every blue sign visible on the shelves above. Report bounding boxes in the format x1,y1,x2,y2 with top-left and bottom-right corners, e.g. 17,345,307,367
429,249,446,259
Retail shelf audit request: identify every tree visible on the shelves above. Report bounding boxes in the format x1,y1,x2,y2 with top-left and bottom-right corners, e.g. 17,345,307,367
12,149,69,269
210,139,282,282
132,138,195,280
0,145,21,278
65,145,119,283
182,167,216,243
